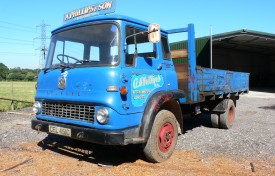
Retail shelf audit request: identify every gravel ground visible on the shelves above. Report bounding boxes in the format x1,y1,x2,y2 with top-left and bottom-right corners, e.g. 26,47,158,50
0,90,275,159
176,90,275,159
0,108,47,148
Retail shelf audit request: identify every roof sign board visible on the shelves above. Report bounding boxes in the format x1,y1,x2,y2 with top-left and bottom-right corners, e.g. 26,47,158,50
64,0,116,24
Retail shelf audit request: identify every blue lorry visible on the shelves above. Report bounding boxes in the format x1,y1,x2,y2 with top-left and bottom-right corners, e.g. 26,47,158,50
31,2,249,162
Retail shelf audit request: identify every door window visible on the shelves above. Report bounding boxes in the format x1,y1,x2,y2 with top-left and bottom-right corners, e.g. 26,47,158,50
125,26,156,66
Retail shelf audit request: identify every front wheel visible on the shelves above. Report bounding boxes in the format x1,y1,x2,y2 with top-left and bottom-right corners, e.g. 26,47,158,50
143,110,178,163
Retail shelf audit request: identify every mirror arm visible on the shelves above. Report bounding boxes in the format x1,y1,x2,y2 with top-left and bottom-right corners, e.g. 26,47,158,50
124,31,148,53
123,25,160,53
148,28,158,34
125,31,147,41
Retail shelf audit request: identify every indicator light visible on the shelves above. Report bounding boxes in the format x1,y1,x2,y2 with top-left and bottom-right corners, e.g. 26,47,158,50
120,86,127,95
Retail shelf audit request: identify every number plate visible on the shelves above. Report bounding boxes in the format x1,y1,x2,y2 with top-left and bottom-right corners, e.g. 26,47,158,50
49,125,71,137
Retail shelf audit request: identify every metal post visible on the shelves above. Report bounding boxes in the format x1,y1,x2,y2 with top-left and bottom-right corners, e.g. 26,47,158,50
187,24,198,102
210,25,213,69
10,82,14,111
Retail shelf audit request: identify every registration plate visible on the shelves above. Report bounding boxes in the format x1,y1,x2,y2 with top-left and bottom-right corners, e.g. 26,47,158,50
49,125,71,137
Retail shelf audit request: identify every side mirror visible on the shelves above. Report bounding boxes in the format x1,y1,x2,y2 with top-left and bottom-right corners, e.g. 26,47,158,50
148,24,161,43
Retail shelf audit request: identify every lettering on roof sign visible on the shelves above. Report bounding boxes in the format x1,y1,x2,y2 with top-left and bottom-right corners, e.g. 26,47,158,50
64,0,116,23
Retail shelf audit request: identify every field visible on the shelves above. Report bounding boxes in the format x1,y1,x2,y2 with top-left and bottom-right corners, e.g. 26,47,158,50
0,82,36,111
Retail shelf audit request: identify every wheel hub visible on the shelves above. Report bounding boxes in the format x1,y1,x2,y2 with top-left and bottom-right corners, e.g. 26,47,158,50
158,122,175,153
228,106,234,125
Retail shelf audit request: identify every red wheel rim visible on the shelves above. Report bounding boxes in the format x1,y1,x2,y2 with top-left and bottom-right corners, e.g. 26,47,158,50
228,106,234,125
158,122,175,153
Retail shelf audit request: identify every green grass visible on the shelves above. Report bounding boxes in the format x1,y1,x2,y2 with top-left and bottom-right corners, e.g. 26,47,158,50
0,82,36,111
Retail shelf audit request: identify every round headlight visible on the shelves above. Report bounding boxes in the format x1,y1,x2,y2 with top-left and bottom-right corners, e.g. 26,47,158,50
33,101,41,114
96,107,109,124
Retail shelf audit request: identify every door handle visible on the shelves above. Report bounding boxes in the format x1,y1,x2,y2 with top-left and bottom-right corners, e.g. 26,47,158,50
157,64,162,70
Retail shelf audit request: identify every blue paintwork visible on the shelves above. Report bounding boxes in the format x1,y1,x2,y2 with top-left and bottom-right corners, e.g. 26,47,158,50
187,24,199,102
36,109,141,130
166,27,188,34
167,23,249,102
35,66,144,130
35,14,249,131
197,68,249,94
167,24,199,103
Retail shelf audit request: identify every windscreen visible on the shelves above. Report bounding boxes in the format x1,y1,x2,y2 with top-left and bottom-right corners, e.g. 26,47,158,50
45,23,119,68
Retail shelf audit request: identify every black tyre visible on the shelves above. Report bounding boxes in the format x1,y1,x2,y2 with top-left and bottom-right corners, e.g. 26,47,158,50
220,99,235,129
211,114,220,128
143,110,178,163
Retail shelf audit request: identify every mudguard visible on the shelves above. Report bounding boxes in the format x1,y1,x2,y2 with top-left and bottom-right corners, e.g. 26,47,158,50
211,96,237,113
139,90,185,141
212,99,229,113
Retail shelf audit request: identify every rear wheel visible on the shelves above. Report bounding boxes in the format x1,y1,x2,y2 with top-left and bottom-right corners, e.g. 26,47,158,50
211,114,220,128
220,99,235,129
143,110,178,163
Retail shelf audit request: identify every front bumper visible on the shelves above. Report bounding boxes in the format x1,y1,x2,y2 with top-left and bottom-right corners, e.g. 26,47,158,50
32,119,127,145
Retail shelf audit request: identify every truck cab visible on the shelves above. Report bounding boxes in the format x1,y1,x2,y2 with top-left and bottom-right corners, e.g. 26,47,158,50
32,14,183,159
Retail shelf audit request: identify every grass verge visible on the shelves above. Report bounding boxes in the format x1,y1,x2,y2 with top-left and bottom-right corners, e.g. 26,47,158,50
0,82,36,111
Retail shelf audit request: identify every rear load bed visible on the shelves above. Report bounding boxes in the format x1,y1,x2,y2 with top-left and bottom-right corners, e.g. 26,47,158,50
174,63,249,99
197,67,249,95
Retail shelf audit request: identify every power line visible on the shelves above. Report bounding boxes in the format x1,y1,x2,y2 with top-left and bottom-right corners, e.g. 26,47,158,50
0,52,35,55
0,20,36,30
0,42,34,46
0,36,34,43
0,25,38,33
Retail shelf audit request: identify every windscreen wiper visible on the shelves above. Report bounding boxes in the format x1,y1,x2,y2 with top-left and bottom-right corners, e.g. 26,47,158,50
43,63,73,73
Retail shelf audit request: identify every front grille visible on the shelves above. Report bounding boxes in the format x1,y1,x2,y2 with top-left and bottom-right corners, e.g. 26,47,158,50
42,102,95,123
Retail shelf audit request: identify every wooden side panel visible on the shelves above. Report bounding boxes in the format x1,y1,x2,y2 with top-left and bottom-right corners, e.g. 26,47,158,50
174,64,188,90
171,49,188,59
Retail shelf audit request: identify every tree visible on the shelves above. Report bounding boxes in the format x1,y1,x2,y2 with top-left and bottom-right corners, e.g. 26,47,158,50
7,72,24,81
1,65,39,81
25,72,35,81
0,63,9,81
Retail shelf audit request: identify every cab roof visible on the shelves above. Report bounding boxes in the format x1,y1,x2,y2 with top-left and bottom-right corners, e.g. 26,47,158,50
52,14,167,34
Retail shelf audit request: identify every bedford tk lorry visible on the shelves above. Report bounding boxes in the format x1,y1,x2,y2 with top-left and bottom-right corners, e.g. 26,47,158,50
32,6,249,163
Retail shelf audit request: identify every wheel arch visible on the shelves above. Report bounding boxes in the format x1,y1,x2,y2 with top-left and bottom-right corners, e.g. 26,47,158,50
138,90,185,142
161,100,183,135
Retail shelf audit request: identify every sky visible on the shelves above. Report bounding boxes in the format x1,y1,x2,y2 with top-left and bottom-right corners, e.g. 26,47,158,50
0,0,274,69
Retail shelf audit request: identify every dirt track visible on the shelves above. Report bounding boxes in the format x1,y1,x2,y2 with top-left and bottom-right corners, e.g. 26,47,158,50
1,142,274,176
0,90,275,175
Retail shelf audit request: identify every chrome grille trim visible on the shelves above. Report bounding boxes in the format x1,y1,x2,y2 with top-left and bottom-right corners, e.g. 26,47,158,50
42,102,94,123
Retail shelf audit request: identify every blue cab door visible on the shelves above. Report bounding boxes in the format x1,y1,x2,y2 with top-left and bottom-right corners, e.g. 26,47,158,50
122,25,166,113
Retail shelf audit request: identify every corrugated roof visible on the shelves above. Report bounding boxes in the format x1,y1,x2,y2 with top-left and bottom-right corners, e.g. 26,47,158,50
171,29,275,56
212,29,275,55
212,29,275,40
